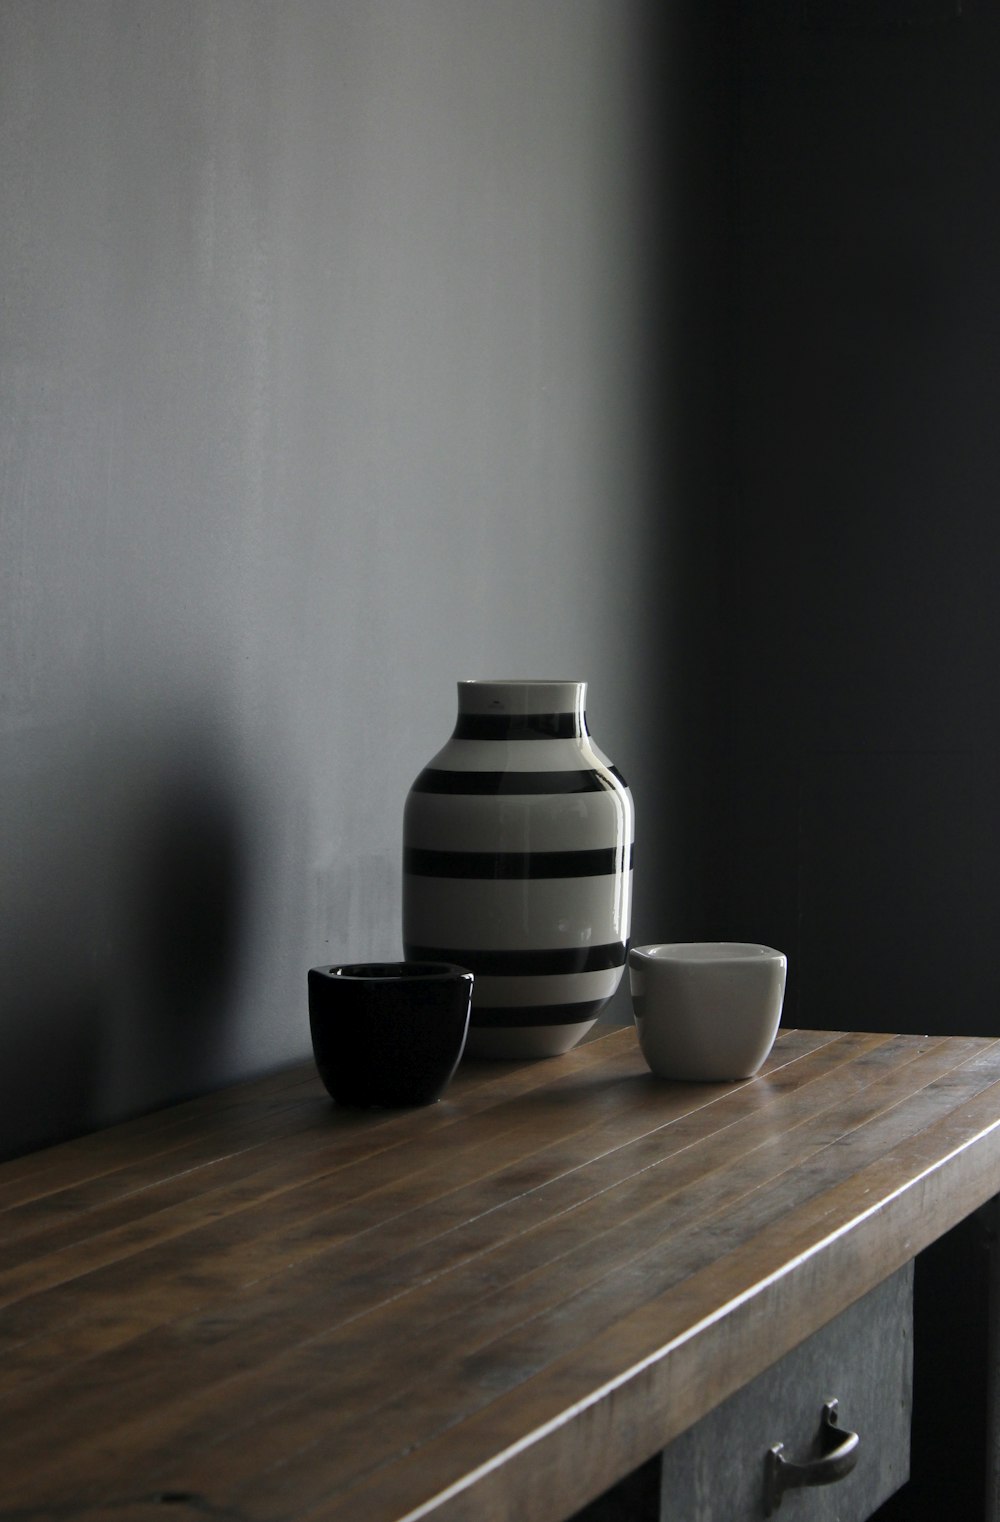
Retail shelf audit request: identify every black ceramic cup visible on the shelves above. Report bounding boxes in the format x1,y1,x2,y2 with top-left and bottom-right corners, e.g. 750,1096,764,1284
307,961,473,1108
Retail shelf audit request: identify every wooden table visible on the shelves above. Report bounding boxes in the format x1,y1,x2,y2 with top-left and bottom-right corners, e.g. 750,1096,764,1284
3,1026,1000,1522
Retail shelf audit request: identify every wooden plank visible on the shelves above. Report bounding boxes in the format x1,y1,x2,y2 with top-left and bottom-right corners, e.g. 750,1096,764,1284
205,1038,1000,1522
0,1034,626,1262
0,1034,980,1509
0,1026,654,1216
0,1034,961,1381
0,1034,864,1357
0,1035,860,1407
2,1030,999,1522
0,1061,319,1206
164,1038,1000,1519
0,1029,836,1337
296,1068,1000,1522
0,1028,654,1219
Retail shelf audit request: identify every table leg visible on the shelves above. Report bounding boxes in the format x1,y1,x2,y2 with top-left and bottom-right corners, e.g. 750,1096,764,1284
982,1197,1000,1522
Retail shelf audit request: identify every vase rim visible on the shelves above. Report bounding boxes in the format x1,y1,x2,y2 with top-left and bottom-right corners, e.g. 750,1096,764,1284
456,679,586,717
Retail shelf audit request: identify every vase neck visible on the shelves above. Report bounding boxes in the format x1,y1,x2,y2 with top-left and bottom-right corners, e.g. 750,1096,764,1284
454,680,588,739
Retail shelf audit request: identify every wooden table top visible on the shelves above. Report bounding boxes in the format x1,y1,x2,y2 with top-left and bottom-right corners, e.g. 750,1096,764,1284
3,1026,1000,1522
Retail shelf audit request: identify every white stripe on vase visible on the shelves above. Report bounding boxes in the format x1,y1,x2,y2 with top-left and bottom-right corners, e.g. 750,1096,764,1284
403,874,633,951
403,789,634,853
471,967,624,1009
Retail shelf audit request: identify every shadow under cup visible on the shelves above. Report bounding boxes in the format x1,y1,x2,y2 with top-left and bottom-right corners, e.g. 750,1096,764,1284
308,961,473,1108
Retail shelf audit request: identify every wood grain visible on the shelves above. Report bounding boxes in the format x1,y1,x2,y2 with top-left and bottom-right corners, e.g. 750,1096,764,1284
1,1025,999,1522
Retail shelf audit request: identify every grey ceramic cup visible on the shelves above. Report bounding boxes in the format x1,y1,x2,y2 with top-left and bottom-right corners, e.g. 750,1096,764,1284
628,942,786,1081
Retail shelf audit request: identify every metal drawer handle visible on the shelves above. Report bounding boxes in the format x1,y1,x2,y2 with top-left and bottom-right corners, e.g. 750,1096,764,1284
764,1399,860,1515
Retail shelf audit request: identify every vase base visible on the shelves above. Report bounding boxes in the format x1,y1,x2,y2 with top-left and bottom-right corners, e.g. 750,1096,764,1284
464,1019,598,1061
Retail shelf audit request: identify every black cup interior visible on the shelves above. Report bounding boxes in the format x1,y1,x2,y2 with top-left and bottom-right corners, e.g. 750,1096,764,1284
307,961,472,1108
327,961,463,982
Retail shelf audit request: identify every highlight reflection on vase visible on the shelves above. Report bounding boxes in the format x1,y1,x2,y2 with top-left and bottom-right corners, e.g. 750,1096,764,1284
402,679,634,1059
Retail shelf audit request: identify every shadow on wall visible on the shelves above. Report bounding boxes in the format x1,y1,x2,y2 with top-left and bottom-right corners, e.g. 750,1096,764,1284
0,692,253,1162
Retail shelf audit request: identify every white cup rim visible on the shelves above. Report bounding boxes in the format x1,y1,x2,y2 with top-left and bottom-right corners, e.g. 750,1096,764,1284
629,942,784,965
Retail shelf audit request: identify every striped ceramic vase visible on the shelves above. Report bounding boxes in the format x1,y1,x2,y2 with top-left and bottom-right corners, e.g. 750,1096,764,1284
402,680,634,1059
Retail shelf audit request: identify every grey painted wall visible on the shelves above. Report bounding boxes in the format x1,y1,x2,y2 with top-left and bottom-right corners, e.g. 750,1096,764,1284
1,3,731,1156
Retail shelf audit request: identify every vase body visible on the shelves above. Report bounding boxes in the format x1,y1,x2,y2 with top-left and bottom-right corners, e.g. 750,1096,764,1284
402,680,634,1059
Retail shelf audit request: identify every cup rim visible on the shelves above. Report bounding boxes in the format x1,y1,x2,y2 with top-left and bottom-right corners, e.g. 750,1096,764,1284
629,942,784,965
313,961,473,983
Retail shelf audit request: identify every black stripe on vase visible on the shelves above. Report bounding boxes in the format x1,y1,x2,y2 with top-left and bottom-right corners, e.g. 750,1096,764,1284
403,942,627,976
469,999,610,1029
410,766,628,796
403,845,633,880
452,712,586,741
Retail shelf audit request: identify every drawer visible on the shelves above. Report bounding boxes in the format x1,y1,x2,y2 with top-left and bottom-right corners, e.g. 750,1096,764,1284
659,1262,913,1521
